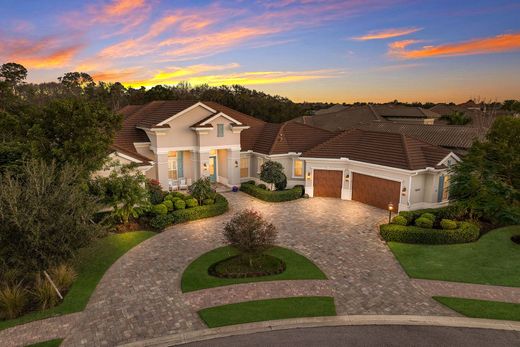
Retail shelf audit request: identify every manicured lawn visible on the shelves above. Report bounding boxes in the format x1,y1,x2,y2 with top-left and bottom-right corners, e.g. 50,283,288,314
0,231,155,331
434,297,520,321
181,246,327,292
388,226,520,287
198,296,336,327
26,339,63,347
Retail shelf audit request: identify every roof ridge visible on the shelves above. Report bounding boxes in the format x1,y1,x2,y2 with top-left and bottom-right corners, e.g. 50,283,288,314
304,129,354,156
268,123,287,154
367,104,384,120
400,133,413,170
283,120,334,134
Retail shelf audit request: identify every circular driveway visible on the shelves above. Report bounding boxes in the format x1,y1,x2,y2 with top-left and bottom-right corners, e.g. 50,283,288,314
63,192,453,346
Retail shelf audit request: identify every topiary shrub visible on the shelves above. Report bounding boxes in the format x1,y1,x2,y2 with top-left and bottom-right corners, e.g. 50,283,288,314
171,192,185,198
440,219,458,230
185,198,198,208
147,179,166,205
152,203,168,215
163,199,174,211
399,211,415,224
421,213,436,221
240,183,303,202
275,173,287,191
171,194,228,223
258,183,267,190
415,217,433,228
149,214,175,230
183,195,194,201
391,215,408,226
174,199,186,210
164,194,174,201
380,221,479,244
203,198,214,205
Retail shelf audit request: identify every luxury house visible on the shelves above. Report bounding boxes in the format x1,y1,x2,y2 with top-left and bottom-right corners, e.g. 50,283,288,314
105,100,462,211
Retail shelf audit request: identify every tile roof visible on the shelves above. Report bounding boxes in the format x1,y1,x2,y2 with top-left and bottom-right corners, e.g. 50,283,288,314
355,121,484,149
110,144,152,166
303,129,451,170
252,122,336,155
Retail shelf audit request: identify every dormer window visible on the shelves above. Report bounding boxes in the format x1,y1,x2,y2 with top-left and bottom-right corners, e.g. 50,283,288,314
217,124,224,137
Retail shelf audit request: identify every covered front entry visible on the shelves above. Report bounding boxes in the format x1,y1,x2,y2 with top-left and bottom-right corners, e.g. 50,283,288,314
352,173,400,210
313,170,343,198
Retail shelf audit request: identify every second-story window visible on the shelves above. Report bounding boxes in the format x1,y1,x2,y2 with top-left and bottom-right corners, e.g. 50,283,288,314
217,124,224,137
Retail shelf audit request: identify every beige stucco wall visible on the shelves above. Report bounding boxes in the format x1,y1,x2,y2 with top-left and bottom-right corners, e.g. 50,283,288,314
154,106,213,148
198,116,242,148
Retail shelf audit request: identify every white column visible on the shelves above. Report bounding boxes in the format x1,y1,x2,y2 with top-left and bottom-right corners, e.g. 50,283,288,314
191,150,201,180
156,152,169,190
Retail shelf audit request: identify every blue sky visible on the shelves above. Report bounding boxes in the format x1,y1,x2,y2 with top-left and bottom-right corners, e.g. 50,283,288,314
1,0,519,102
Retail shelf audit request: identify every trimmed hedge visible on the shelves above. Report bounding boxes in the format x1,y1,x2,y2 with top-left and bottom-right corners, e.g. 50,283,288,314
174,199,186,210
380,221,480,244
170,194,229,224
399,204,468,225
391,215,408,226
441,219,458,230
240,183,303,202
415,217,434,229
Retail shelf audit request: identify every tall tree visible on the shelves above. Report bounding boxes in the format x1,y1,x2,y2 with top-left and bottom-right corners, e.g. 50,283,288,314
0,62,28,86
449,116,520,225
58,72,94,88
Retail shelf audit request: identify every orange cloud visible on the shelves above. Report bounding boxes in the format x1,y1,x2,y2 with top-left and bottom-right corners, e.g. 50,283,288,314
91,67,143,82
14,45,83,69
103,0,145,17
353,27,422,40
390,32,520,58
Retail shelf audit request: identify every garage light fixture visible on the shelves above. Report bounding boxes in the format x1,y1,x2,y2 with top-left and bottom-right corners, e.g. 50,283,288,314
402,187,407,196
234,160,238,168
388,202,394,223
345,173,350,181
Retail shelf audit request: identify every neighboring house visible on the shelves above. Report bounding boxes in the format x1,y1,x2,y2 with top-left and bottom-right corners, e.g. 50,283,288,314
103,100,461,211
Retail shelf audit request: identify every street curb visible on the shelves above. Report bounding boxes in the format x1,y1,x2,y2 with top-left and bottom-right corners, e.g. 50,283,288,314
118,315,520,346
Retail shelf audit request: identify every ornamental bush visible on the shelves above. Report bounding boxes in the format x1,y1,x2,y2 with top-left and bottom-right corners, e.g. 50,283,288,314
258,183,267,190
203,198,215,205
380,221,479,244
260,160,285,191
163,199,174,211
415,217,434,229
152,203,168,215
174,199,186,210
223,209,277,266
149,214,175,231
147,179,166,205
245,180,256,185
171,194,228,223
240,183,303,202
420,213,436,221
185,198,198,208
164,194,174,201
440,219,458,230
188,177,215,205
391,215,408,226
275,173,287,191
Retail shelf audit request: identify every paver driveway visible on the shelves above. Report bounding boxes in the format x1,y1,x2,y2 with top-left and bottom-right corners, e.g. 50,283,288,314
59,192,452,346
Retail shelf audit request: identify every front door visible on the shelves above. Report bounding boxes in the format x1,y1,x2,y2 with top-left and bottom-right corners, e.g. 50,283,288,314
209,156,217,182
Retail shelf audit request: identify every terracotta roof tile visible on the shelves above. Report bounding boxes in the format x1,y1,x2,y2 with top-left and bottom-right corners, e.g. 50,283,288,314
303,129,450,170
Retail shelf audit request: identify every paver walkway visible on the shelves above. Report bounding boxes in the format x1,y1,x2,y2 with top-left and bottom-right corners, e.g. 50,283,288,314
413,279,520,303
3,192,489,346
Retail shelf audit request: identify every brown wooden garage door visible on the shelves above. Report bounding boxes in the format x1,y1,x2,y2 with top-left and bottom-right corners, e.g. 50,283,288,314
351,173,400,210
313,170,343,198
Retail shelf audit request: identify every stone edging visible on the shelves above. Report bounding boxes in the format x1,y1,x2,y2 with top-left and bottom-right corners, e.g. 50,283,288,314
117,314,520,347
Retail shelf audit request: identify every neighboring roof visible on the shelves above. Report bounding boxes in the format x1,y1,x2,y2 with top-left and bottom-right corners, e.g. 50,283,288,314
458,100,481,109
314,104,348,115
252,122,336,155
303,129,451,170
355,121,484,149
290,105,383,131
372,104,441,119
430,103,497,129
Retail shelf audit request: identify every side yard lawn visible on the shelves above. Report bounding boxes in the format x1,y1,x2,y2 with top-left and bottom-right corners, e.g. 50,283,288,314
434,297,520,321
387,226,520,287
0,231,155,331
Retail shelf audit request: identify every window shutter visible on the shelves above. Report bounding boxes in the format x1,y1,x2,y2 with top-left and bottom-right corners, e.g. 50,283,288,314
178,152,184,178
437,175,444,202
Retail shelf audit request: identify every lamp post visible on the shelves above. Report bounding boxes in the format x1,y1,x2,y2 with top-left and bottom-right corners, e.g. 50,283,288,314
388,202,394,223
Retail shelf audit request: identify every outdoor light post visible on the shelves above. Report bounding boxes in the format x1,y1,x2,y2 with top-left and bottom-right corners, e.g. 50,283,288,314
388,202,394,223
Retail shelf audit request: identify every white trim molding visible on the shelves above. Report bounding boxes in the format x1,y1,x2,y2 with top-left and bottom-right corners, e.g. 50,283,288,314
199,112,243,126
157,102,216,126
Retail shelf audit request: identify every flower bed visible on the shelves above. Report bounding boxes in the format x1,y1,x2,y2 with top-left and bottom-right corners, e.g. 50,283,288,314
239,183,303,202
208,254,286,278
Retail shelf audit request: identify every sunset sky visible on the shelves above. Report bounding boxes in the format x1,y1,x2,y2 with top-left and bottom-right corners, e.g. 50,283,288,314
1,0,519,103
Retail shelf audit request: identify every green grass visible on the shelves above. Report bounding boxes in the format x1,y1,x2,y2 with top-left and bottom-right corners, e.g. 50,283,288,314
434,297,520,321
0,231,155,331
198,296,336,327
25,339,63,347
388,226,520,287
181,246,327,292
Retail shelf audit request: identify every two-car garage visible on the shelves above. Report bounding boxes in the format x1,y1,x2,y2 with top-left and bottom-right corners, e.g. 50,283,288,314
313,170,401,211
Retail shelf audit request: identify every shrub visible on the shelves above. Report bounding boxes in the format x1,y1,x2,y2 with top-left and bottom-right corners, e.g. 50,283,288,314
391,215,408,226
49,264,76,292
0,160,103,273
398,211,415,224
203,198,215,205
380,221,479,244
421,213,436,221
294,184,305,197
415,217,434,228
240,183,303,202
0,282,28,319
188,177,215,205
174,199,186,210
149,214,175,230
245,180,255,185
147,179,165,205
275,173,287,191
32,274,59,310
164,194,174,201
223,209,277,266
185,198,198,208
171,191,185,199
260,160,285,190
258,183,267,190
171,194,228,223
163,199,174,211
152,203,168,215
183,195,194,201
440,219,458,230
